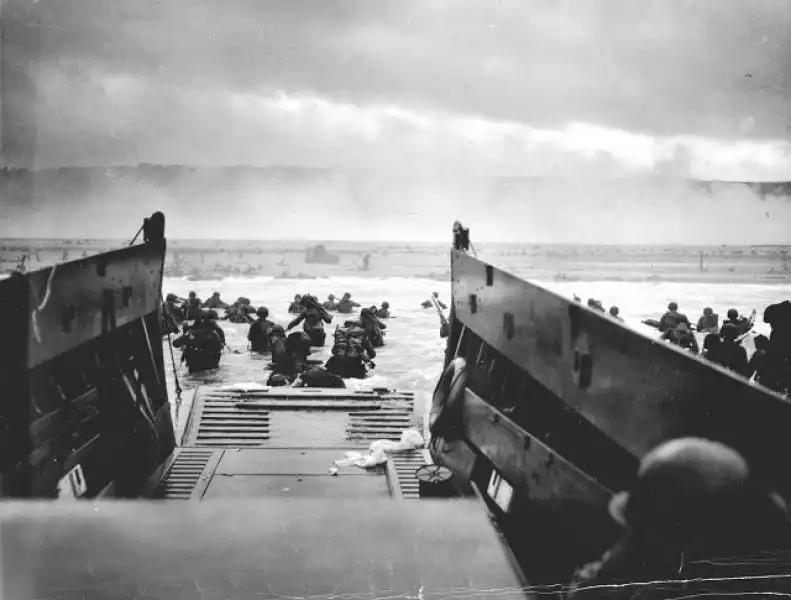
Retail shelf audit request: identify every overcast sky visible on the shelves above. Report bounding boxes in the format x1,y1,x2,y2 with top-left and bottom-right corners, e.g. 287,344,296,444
2,0,790,179
2,0,791,242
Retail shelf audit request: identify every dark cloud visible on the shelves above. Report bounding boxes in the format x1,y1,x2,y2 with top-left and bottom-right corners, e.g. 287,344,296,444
1,0,789,171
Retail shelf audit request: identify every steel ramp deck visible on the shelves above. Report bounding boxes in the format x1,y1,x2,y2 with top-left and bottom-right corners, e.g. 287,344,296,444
156,386,435,501
2,500,529,600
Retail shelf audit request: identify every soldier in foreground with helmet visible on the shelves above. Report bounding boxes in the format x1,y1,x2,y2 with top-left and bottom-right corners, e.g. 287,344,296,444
566,437,791,599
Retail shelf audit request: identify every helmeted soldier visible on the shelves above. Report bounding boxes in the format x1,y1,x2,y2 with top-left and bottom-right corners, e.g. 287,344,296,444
567,437,791,598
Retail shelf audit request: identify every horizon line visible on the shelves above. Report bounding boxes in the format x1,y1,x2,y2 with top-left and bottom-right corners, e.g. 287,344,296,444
2,236,790,248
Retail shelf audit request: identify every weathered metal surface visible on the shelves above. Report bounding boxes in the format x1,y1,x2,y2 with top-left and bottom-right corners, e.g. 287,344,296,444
450,249,791,496
461,388,615,501
177,385,425,500
17,240,166,370
0,500,528,599
154,448,218,500
0,220,175,498
184,385,417,448
432,387,621,582
213,449,377,476
202,472,391,499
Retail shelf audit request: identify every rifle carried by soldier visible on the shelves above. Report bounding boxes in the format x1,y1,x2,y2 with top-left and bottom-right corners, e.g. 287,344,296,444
431,295,450,338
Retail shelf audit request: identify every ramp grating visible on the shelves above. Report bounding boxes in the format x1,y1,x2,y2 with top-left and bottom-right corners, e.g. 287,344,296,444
196,397,271,448
346,407,417,442
185,386,419,450
154,449,214,500
390,449,432,500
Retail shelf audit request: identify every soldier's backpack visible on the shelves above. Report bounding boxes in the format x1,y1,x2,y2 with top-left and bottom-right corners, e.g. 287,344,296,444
332,326,366,359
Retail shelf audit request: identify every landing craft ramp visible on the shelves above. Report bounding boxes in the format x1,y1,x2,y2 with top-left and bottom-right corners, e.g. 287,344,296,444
0,500,528,600
154,386,434,501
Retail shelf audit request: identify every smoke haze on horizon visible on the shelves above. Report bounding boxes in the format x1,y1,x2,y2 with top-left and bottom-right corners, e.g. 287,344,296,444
1,1,790,244
2,169,791,245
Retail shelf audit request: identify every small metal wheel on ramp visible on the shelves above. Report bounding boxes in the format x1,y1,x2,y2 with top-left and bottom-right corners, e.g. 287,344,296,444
415,464,455,498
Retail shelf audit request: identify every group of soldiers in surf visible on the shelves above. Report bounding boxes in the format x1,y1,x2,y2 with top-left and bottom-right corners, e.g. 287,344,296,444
575,296,624,322
251,291,391,387
578,294,791,395
650,301,790,395
160,292,234,373
160,290,393,386
162,291,256,329
467,294,791,596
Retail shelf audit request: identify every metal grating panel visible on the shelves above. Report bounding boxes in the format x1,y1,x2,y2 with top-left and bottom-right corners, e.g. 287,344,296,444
346,406,418,442
203,388,415,403
196,397,271,448
154,449,214,499
183,386,419,452
390,450,432,500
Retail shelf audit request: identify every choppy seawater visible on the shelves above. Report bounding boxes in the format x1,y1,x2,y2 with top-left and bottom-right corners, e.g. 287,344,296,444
162,275,789,440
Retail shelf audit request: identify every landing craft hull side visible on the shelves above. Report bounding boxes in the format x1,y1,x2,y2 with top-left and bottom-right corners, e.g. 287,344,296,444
0,234,176,498
22,243,168,369
432,246,791,581
448,249,791,495
432,386,621,582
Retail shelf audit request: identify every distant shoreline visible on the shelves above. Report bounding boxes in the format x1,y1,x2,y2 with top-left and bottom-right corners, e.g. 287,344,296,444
2,238,790,250
2,239,789,286
164,271,789,286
